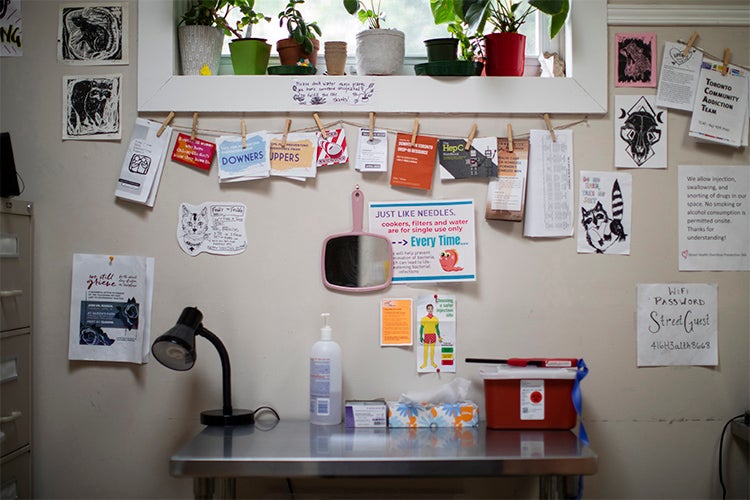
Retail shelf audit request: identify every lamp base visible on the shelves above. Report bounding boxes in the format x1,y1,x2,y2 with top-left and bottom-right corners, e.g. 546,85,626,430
201,408,254,426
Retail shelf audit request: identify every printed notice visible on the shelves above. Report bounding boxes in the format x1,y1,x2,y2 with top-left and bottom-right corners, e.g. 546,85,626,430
637,283,718,366
415,294,456,373
380,298,413,346
656,41,704,111
368,199,476,284
291,80,375,106
678,165,749,271
177,202,248,256
689,61,748,147
355,127,388,172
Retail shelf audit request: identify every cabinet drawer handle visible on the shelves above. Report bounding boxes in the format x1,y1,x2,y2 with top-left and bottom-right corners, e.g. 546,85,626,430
0,410,22,423
0,290,23,298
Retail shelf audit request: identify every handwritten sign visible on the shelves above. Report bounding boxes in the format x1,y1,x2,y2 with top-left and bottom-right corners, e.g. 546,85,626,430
636,283,718,366
291,80,375,106
177,202,247,256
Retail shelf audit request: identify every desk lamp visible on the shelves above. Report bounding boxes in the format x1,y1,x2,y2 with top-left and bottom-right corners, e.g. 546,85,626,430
152,306,254,426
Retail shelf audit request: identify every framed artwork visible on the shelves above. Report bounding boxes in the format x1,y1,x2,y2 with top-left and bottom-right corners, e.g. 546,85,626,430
63,74,122,140
58,3,128,65
615,32,656,87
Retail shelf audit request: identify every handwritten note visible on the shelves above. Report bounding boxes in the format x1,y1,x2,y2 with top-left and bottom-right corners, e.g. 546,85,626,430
177,202,248,256
637,283,718,366
291,80,376,106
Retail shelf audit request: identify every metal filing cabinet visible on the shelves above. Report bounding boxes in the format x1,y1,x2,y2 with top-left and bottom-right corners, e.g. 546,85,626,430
0,198,32,499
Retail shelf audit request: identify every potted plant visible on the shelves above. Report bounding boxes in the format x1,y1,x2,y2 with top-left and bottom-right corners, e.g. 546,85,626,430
276,0,321,67
464,0,569,76
344,0,405,76
428,0,485,73
226,1,273,75
178,0,269,75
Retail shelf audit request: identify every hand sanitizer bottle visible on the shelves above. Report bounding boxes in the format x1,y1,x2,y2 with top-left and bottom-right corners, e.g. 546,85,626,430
310,313,342,425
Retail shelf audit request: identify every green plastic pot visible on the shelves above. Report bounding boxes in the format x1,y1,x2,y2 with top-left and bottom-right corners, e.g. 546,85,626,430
229,38,272,75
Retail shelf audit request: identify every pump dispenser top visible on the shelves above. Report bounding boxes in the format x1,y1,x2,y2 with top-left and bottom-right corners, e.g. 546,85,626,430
320,313,332,340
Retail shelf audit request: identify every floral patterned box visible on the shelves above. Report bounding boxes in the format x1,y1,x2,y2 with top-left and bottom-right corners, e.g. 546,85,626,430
387,401,479,428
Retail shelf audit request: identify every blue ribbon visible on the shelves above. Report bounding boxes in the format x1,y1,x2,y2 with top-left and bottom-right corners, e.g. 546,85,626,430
572,358,589,445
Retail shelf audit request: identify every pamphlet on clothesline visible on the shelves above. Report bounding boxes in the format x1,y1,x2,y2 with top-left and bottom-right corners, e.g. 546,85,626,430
438,137,497,180
636,283,718,366
523,129,574,238
368,199,476,283
486,138,528,222
171,132,216,171
177,201,248,256
677,165,749,271
115,118,171,207
267,132,318,180
578,171,632,255
380,298,413,346
355,127,388,172
655,41,704,111
415,294,456,374
216,132,270,182
68,253,154,364
615,95,667,169
689,60,748,147
389,133,439,191
316,128,349,167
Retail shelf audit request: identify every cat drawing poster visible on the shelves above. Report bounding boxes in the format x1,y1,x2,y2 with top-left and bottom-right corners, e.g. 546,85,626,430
578,171,632,255
58,3,128,64
614,95,667,169
177,202,248,256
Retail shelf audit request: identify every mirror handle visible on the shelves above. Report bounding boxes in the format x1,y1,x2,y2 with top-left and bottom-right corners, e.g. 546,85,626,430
351,186,364,232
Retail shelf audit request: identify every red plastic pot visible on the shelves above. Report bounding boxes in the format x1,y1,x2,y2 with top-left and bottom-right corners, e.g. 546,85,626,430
484,32,526,77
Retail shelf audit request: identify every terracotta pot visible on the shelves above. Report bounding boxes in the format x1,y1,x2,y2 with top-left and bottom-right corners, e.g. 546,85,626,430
324,41,348,75
484,32,526,76
355,29,405,76
276,37,319,67
178,25,224,76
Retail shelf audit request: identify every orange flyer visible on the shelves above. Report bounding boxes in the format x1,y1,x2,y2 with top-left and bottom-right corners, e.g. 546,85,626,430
380,298,413,346
389,133,438,190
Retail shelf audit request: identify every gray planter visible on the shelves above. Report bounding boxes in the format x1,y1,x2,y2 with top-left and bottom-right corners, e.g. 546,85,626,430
178,25,224,76
355,29,405,76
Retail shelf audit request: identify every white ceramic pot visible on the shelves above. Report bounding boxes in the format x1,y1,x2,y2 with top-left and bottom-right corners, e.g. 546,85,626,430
355,29,405,76
178,25,224,76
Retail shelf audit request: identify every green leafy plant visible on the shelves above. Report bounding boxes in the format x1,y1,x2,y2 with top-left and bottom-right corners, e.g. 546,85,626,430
430,0,483,61
462,0,569,39
343,0,386,30
278,0,322,53
179,0,270,39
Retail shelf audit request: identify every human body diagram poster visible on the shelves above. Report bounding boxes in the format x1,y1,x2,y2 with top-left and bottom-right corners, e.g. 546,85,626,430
68,253,154,363
368,200,476,283
177,202,248,256
415,294,456,374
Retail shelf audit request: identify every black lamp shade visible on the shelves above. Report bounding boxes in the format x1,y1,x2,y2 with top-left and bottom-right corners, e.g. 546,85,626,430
152,307,203,370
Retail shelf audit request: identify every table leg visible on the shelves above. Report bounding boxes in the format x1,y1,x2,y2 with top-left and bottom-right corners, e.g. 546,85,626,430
193,478,214,499
539,475,579,499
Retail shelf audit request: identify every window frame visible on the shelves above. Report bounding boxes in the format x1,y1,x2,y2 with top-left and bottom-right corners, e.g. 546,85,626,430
137,0,607,115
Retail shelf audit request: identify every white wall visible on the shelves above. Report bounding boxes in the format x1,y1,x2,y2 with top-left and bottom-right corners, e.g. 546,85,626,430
1,1,748,498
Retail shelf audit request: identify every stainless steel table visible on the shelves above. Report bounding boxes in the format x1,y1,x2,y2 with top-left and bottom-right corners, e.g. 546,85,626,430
170,420,597,499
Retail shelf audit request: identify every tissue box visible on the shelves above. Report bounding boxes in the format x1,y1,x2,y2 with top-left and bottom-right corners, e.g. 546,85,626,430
387,401,479,428
344,400,387,428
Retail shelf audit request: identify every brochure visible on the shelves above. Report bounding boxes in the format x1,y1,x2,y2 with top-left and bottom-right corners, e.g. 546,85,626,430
438,137,497,180
486,138,528,221
389,133,438,191
267,132,318,180
171,132,216,171
216,132,270,182
655,41,704,111
115,118,171,207
689,60,748,147
355,127,388,172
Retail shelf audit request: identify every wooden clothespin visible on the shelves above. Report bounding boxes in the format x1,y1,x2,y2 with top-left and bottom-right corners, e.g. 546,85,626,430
682,32,699,57
281,119,291,147
109,255,114,265
156,111,174,138
369,112,375,142
191,113,198,141
241,120,247,149
410,118,420,146
507,124,514,153
543,113,556,142
465,123,477,150
722,48,730,76
313,113,326,138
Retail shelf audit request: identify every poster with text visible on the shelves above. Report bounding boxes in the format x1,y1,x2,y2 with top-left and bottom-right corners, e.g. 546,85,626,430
678,165,749,271
578,171,632,255
655,41,704,111
415,294,456,373
368,200,476,284
637,283,718,366
1,0,22,57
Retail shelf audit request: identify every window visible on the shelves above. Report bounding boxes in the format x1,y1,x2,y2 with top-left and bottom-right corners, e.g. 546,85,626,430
137,0,606,114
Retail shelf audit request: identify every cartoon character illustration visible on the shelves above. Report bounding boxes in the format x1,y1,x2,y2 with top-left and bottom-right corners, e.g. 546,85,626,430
439,249,464,272
581,179,627,253
419,304,442,370
180,205,209,252
619,96,663,166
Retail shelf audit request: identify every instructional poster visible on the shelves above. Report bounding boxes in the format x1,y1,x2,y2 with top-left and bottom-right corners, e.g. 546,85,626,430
637,283,718,366
415,294,456,373
368,200,476,283
678,165,749,271
380,298,412,346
